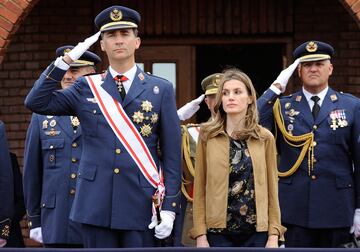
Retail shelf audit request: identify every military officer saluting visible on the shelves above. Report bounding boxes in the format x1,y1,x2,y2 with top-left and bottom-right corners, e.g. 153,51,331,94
23,46,101,247
258,41,360,247
25,5,181,248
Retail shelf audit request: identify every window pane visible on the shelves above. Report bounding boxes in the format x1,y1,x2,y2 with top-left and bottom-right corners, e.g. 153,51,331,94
152,63,176,90
136,63,144,71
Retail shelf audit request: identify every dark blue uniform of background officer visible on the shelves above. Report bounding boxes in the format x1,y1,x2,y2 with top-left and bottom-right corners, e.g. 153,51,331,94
6,152,26,248
0,121,14,248
23,46,101,247
258,41,360,247
24,5,181,248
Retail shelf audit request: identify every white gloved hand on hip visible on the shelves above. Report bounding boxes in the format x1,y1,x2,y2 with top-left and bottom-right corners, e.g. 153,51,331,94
29,227,43,243
177,94,205,121
66,31,101,61
272,58,300,93
350,208,360,237
148,210,175,239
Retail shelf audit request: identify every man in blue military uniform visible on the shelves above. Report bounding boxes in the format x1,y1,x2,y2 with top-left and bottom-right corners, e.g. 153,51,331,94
258,40,360,247
24,5,181,248
0,121,14,247
23,46,101,247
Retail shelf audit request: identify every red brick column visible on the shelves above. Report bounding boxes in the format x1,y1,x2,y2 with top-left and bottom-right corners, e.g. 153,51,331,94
0,0,39,63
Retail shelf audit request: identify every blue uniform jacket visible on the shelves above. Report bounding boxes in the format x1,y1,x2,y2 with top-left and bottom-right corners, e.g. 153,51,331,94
258,87,360,228
0,121,14,241
24,63,182,231
6,153,25,247
23,114,83,244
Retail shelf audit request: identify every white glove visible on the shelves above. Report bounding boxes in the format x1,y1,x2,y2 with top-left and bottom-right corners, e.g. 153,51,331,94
66,31,101,61
148,210,175,239
0,238,6,247
350,208,360,237
177,94,205,121
30,227,43,243
272,58,300,93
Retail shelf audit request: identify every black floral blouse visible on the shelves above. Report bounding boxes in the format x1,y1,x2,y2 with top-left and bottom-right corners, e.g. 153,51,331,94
208,137,257,235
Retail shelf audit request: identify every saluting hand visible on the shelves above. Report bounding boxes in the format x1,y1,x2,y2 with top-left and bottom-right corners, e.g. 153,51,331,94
63,31,101,65
272,58,300,93
177,94,205,121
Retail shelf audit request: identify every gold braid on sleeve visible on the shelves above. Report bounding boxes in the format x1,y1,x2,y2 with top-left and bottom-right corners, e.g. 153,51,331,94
273,99,315,177
181,125,195,202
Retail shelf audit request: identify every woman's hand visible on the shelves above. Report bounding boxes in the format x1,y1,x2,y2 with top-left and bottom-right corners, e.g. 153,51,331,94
265,234,279,248
196,234,210,247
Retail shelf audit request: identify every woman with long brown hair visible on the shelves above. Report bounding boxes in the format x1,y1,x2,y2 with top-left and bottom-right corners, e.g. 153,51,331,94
191,68,285,247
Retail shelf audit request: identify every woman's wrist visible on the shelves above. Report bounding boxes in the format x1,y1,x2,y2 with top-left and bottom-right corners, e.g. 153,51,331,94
196,234,207,240
268,234,279,241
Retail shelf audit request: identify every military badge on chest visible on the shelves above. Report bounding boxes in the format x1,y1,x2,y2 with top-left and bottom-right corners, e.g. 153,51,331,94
43,116,61,136
284,101,300,135
131,100,159,137
329,109,348,131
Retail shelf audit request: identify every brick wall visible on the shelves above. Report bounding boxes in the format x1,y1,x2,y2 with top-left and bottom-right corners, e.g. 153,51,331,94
0,0,359,247
293,0,360,96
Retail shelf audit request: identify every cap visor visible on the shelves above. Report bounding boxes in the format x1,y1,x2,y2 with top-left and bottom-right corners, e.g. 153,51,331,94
205,89,218,95
101,22,137,32
299,54,331,63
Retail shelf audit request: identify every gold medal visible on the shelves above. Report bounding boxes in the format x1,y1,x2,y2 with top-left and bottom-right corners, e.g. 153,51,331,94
150,113,158,124
285,102,291,110
141,100,153,112
132,111,144,124
140,124,152,137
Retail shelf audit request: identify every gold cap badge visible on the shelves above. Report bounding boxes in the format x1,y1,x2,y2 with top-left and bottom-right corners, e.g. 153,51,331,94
63,48,71,55
110,8,122,21
306,41,318,53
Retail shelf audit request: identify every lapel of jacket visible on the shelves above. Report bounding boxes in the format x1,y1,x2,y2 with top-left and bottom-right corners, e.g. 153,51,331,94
100,70,123,103
315,88,338,125
57,116,73,138
122,67,146,109
290,91,314,128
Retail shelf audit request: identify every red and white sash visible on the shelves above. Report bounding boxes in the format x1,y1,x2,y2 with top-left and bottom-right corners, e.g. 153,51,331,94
85,74,165,207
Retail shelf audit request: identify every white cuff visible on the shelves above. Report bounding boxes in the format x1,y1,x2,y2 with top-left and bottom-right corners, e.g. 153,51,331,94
54,56,70,71
270,84,282,95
